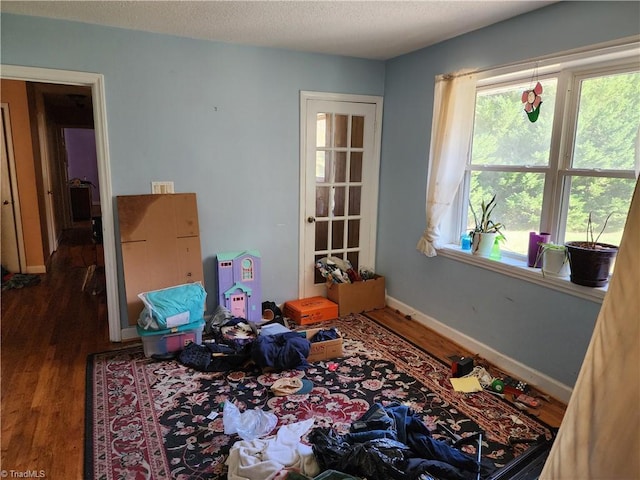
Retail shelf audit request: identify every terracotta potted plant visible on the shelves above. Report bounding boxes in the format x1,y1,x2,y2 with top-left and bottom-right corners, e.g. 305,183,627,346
565,213,618,287
469,194,505,258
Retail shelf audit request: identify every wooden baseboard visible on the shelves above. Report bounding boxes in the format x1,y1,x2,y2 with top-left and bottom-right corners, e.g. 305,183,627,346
25,265,46,274
121,326,139,341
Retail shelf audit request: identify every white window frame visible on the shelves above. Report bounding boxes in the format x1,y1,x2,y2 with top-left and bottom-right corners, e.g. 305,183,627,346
438,40,640,304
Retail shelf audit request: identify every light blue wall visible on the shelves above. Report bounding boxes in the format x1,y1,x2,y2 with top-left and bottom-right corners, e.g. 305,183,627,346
379,1,640,387
2,2,638,388
1,14,385,325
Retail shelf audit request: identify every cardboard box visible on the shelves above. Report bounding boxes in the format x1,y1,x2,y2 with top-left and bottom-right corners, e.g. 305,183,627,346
284,296,338,325
326,275,386,315
299,328,343,362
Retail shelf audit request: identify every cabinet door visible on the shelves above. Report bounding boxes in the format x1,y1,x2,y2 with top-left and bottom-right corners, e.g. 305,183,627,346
70,186,91,221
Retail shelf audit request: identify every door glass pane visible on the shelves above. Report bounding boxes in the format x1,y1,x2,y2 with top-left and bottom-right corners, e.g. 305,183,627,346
348,219,360,248
314,254,326,284
350,152,363,182
348,186,361,215
332,220,345,249
564,176,635,247
572,71,640,170
351,116,364,148
316,187,330,217
315,220,328,251
335,152,347,182
347,251,359,272
316,113,331,147
333,187,345,216
316,151,331,183
334,114,348,147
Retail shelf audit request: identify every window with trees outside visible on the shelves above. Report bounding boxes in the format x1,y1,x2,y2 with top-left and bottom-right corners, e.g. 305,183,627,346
447,44,639,298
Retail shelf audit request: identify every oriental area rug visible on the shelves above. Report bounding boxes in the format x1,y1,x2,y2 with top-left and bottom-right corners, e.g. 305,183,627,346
85,313,554,479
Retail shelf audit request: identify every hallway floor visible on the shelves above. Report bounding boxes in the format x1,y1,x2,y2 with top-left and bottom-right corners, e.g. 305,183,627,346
1,225,117,478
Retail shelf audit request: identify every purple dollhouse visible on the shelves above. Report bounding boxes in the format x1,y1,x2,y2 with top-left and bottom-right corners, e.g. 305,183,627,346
217,250,262,321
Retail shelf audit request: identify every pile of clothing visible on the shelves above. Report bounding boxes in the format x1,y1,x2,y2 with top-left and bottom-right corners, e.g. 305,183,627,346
309,403,497,480
316,257,356,284
1,265,41,291
178,305,340,373
225,402,498,480
226,418,320,480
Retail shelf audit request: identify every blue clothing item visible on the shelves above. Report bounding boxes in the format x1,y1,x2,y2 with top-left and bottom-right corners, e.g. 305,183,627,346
345,429,398,443
346,402,401,443
178,341,251,372
313,328,340,342
251,332,311,371
389,404,478,472
311,402,497,480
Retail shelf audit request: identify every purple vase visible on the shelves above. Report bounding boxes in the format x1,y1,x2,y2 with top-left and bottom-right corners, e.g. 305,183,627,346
528,232,551,267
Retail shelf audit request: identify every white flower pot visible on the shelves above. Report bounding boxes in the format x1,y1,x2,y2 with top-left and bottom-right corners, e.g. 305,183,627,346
542,248,570,278
472,232,498,258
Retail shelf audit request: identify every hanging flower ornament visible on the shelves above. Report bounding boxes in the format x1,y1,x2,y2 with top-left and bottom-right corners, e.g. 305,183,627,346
522,81,543,123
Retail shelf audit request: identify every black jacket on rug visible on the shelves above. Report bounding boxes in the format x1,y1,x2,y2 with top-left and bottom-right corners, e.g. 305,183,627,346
310,402,497,480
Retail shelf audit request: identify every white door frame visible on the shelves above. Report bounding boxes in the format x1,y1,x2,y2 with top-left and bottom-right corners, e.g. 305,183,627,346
1,65,122,342
298,91,383,297
1,103,27,273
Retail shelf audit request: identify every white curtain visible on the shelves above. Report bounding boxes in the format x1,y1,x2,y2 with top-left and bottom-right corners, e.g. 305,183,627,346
540,178,640,479
417,72,477,257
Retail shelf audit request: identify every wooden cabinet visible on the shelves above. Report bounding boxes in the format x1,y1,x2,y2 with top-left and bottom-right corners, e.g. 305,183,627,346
117,193,204,326
70,185,92,221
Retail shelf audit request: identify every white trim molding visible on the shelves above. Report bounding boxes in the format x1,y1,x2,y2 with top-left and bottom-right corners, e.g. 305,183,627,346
1,64,122,342
25,265,46,274
298,91,383,298
121,326,139,341
0,102,28,273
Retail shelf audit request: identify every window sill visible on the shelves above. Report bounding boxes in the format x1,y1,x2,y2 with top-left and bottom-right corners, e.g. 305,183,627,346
438,244,607,304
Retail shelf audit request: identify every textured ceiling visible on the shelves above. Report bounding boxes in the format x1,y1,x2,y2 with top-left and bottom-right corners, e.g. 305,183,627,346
1,1,556,60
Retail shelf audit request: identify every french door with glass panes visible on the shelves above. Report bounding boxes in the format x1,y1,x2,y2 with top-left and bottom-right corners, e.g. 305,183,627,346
300,92,382,298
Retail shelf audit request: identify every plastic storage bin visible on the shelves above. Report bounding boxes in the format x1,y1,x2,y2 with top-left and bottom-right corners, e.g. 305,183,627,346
137,319,205,357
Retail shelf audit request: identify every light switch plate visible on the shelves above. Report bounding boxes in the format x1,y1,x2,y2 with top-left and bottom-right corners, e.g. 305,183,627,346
151,181,174,194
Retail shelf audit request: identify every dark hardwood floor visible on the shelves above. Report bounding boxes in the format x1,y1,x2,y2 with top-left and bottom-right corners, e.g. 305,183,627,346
365,308,567,429
1,226,565,478
1,224,116,478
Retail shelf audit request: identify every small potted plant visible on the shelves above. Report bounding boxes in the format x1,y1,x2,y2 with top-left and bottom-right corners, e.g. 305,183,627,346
565,213,618,287
536,243,570,278
469,194,505,258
